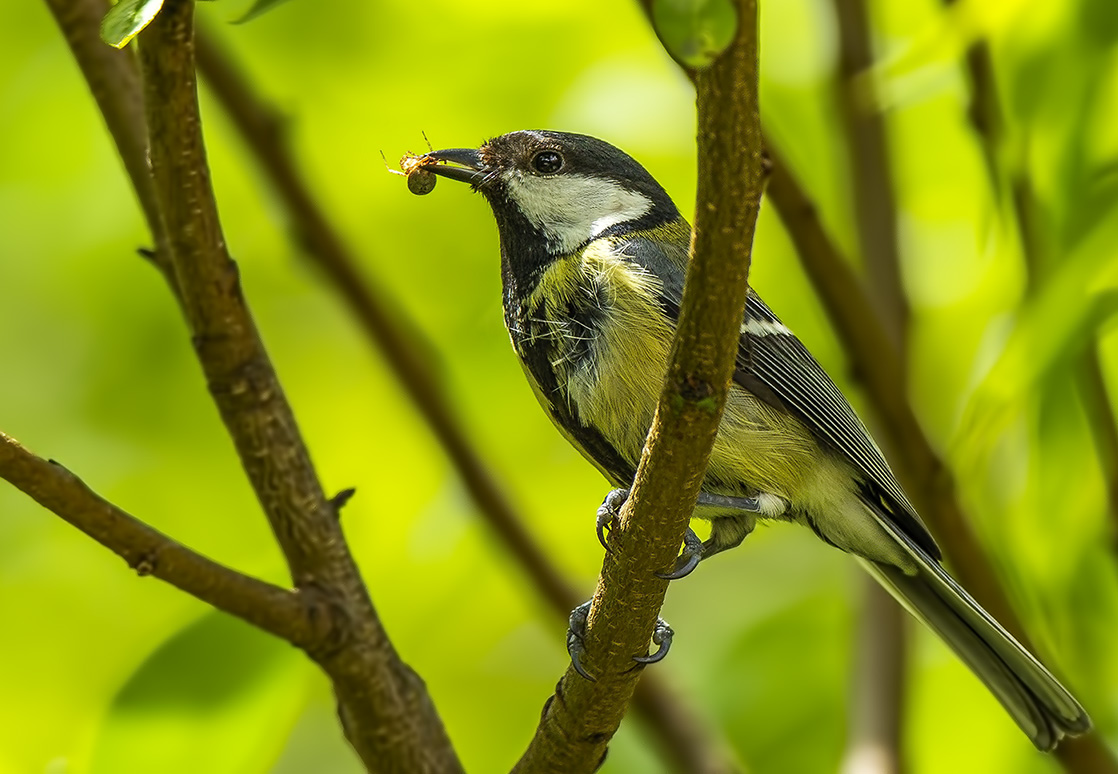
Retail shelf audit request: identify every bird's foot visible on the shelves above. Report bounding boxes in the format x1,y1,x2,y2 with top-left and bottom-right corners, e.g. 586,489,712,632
595,488,629,552
567,600,595,681
567,599,676,678
657,526,705,580
633,617,674,665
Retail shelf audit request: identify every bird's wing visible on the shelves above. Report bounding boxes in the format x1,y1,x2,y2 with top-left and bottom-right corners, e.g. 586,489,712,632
737,290,940,559
618,233,940,559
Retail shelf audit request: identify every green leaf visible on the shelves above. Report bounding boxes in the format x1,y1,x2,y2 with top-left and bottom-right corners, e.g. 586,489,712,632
100,0,166,49
235,0,296,24
651,0,738,70
90,611,310,774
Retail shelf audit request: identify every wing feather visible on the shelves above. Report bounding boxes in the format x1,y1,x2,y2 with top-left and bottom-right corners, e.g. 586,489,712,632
617,233,939,559
737,291,940,559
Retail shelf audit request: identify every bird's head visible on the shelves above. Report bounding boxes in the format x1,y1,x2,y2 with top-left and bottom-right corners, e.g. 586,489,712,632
423,130,681,258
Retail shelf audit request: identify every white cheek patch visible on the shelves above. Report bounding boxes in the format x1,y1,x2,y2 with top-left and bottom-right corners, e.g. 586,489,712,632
507,172,653,254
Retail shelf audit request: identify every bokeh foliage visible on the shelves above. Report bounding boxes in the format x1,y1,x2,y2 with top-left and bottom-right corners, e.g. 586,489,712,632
1,0,1116,772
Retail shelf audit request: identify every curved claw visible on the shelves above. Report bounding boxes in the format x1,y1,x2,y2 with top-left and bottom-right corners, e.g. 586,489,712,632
633,618,674,665
656,526,704,580
595,488,629,553
566,601,596,681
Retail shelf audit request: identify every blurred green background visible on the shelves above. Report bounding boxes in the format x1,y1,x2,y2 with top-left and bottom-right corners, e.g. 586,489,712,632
2,0,1117,772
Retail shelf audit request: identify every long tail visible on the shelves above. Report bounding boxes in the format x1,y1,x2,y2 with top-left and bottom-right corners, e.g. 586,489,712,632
858,516,1090,750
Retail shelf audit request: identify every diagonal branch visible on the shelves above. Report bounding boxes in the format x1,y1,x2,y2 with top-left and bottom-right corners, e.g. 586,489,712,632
765,150,1118,770
192,26,742,774
766,150,1006,627
0,431,323,646
190,28,579,615
512,3,765,771
132,2,460,770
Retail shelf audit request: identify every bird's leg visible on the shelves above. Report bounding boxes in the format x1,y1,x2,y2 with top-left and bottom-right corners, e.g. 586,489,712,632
566,598,676,678
696,492,767,512
597,489,777,579
659,492,774,579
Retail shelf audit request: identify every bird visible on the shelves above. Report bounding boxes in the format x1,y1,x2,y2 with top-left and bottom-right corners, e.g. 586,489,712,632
415,129,1090,750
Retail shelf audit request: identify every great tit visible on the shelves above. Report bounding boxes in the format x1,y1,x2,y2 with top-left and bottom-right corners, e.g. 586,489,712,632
418,129,1089,750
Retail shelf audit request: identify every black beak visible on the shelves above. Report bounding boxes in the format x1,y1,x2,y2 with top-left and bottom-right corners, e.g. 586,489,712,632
422,148,487,186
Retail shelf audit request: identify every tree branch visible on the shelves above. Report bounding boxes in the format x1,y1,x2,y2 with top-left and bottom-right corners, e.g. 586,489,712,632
832,0,907,342
512,4,764,771
0,431,325,645
1080,337,1118,556
766,151,1118,769
841,576,906,774
192,26,742,774
131,2,460,770
190,27,579,614
830,2,909,768
766,151,1001,623
43,0,173,276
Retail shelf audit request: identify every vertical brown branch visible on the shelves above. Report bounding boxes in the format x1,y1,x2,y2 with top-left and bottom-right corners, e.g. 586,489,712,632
512,2,764,770
830,1,909,769
832,0,907,342
842,577,906,774
134,2,461,770
43,0,172,272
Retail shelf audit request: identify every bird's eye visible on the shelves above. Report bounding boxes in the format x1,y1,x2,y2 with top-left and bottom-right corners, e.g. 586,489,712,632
531,150,563,174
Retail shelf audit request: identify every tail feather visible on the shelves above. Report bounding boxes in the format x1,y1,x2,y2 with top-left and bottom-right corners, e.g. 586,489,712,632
860,559,1088,749
857,507,1090,750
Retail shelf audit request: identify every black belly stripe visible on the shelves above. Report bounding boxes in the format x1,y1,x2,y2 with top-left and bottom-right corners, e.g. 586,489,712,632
513,317,637,487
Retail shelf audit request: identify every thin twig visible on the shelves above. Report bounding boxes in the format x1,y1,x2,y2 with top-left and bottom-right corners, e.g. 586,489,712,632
0,431,324,646
512,3,765,771
134,2,460,770
192,25,742,774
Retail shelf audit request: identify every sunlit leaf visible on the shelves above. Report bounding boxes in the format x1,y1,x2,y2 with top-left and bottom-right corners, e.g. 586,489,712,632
99,0,165,49
651,0,738,70
235,0,295,24
90,611,310,774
